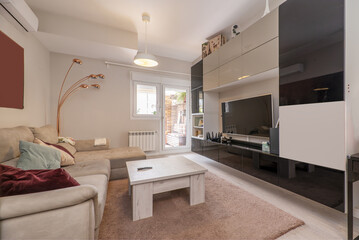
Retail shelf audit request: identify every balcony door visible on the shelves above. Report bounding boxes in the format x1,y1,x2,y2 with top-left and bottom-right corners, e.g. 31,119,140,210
162,86,190,150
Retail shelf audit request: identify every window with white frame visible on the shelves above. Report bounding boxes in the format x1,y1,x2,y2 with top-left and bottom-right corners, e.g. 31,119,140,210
133,82,160,118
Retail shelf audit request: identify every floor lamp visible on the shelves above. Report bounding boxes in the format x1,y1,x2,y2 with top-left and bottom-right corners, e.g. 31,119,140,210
57,58,105,135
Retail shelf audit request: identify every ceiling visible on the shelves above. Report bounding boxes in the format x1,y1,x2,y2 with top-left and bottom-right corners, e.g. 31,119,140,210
25,0,281,62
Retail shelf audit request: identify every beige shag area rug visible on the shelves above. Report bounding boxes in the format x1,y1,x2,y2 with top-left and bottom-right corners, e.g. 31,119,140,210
99,172,304,240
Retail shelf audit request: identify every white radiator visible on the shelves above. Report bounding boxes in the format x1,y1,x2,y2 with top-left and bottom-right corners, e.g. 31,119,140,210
128,131,156,152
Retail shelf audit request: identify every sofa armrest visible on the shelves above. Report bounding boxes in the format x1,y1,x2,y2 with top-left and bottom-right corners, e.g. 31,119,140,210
0,185,98,220
75,139,110,152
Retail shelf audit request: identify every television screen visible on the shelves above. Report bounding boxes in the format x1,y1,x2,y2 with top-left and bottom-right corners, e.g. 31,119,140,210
222,95,272,137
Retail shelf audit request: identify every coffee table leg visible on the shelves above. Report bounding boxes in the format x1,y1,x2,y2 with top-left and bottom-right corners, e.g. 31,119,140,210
190,174,205,205
132,183,153,221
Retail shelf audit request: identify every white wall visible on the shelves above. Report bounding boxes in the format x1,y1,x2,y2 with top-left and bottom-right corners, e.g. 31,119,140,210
50,53,191,150
345,0,359,156
345,0,359,211
0,14,50,128
218,77,279,131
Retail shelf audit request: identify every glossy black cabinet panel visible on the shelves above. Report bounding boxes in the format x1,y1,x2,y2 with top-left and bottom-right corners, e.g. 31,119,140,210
191,87,203,114
218,145,242,170
191,138,202,154
278,164,344,212
279,0,344,106
280,72,344,106
191,60,203,113
196,139,345,212
191,60,203,90
242,151,279,186
202,140,219,161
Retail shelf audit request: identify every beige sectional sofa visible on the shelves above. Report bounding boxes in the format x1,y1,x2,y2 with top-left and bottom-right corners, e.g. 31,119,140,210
73,140,147,180
0,125,146,240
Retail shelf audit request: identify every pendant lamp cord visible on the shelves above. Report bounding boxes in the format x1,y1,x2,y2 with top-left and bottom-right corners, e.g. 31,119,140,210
145,20,148,54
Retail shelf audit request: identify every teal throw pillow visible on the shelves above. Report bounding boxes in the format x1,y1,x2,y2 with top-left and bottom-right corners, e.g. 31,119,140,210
17,140,61,170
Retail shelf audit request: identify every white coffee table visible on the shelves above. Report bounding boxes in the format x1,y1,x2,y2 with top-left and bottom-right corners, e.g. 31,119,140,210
126,156,208,221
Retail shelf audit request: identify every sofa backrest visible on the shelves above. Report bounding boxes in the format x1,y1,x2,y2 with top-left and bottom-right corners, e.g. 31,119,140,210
0,126,34,163
30,125,58,144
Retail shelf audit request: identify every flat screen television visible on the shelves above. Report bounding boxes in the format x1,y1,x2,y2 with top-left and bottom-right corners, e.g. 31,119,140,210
221,95,273,137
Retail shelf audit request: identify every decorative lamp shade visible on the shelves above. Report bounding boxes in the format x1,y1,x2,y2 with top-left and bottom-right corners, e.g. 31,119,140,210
134,52,158,67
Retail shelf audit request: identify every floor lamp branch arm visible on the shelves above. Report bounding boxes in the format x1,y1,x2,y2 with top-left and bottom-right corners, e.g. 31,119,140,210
56,58,104,135
60,76,91,103
57,85,88,135
57,59,82,106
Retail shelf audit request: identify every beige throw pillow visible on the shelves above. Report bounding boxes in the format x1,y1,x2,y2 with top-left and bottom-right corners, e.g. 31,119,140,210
30,125,58,144
34,138,75,166
57,142,77,156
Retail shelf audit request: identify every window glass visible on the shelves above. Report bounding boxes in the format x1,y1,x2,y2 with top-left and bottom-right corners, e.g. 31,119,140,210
136,84,157,115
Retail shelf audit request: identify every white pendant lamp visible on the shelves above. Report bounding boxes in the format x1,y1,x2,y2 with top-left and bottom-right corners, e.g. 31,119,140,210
262,0,270,17
134,13,158,67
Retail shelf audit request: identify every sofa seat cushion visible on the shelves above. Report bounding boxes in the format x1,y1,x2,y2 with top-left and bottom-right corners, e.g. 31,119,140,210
74,174,108,229
75,139,110,152
110,168,129,180
63,159,111,179
74,147,146,169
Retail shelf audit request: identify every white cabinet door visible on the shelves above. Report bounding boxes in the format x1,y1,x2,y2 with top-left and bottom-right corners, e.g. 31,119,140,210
219,35,242,66
242,37,278,77
203,68,219,91
279,101,346,171
219,56,243,86
242,8,278,54
203,50,219,74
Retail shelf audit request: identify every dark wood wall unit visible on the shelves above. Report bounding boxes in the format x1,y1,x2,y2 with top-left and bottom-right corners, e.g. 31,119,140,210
0,30,24,109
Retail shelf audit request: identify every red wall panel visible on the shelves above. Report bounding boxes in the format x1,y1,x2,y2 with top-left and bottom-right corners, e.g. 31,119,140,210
0,30,24,109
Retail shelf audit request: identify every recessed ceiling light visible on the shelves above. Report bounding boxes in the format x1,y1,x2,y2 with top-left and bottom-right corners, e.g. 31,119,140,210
262,0,270,17
238,75,250,80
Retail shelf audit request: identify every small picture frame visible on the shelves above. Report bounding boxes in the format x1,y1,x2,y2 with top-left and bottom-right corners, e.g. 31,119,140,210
209,34,226,53
202,42,210,59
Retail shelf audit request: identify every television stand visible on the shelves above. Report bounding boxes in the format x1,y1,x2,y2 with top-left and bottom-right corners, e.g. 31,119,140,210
191,138,344,212
250,151,295,178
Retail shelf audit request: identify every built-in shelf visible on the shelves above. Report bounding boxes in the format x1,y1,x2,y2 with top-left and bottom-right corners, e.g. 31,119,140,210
191,59,219,145
192,114,204,139
191,136,204,140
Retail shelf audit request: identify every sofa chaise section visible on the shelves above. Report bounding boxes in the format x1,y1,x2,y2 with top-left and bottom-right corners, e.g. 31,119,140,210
74,140,146,180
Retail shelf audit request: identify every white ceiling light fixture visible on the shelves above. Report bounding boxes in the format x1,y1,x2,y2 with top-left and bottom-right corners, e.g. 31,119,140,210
134,13,158,67
262,0,270,17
